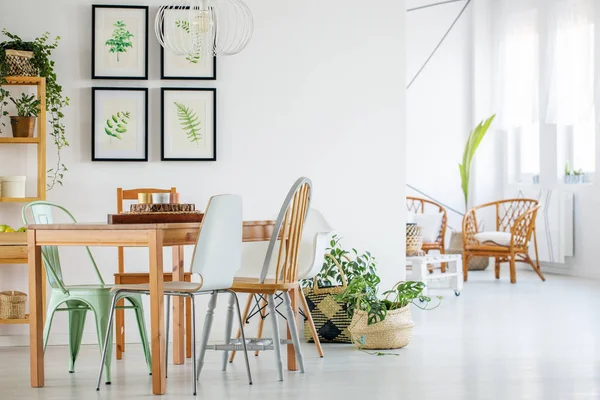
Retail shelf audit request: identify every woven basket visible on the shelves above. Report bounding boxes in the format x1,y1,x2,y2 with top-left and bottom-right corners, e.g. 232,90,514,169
5,50,38,76
348,306,414,350
406,224,423,253
0,291,27,319
448,231,489,271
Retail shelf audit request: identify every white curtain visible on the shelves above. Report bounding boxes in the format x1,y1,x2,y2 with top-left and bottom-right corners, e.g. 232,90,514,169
494,0,596,128
544,0,595,125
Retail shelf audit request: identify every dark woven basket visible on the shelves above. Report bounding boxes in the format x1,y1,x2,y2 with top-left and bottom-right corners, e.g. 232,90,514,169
5,50,38,76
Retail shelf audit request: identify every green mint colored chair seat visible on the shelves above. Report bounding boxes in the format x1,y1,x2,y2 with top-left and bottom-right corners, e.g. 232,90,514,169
22,201,152,384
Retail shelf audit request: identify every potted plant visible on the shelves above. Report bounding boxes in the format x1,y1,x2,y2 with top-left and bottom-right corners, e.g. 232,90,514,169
564,161,586,184
447,114,496,270
0,29,70,190
9,93,40,137
335,273,440,350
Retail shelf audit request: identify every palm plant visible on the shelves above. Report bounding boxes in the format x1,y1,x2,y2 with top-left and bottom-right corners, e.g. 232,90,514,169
458,114,496,209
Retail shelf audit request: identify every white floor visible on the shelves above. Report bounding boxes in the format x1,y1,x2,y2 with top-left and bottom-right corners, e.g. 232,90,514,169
1,268,600,399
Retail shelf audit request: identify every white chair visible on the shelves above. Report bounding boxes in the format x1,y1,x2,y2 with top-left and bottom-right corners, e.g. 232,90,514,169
96,194,251,395
228,209,335,362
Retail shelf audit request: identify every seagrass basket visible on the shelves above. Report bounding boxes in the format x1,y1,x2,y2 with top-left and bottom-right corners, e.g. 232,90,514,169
406,223,423,254
0,290,27,319
348,306,414,350
5,50,38,76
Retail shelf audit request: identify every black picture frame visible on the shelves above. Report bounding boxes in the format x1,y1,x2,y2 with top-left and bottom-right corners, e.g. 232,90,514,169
92,5,149,80
158,7,217,80
91,87,148,162
161,88,217,161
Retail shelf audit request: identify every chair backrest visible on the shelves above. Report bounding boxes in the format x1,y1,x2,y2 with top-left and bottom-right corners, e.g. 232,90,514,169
117,187,177,213
495,198,539,232
297,209,335,280
260,177,312,284
22,201,105,294
189,194,243,291
406,196,447,244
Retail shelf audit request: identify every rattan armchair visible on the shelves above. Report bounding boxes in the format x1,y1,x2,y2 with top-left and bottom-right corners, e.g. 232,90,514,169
462,198,545,284
406,197,447,271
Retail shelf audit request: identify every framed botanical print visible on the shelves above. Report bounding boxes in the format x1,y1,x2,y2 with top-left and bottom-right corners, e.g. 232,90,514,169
92,5,149,79
161,88,217,161
92,87,148,161
159,8,217,80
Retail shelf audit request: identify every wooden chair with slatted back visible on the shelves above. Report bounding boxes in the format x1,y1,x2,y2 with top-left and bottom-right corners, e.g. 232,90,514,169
114,187,193,360
223,177,312,381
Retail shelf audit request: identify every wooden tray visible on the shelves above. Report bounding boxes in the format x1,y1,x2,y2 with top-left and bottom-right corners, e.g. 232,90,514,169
130,203,195,213
108,212,204,225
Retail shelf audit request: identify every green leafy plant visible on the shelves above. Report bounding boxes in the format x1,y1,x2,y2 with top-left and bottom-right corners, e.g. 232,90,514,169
0,29,70,190
174,102,202,144
105,21,134,62
564,161,584,176
458,114,496,209
104,111,130,140
301,235,377,289
10,93,40,117
335,275,440,326
175,20,201,64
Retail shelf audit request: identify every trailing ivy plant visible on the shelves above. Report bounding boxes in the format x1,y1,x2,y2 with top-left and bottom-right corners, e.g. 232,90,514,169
0,29,70,190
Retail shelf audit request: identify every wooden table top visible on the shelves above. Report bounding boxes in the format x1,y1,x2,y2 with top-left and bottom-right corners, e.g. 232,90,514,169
27,220,275,230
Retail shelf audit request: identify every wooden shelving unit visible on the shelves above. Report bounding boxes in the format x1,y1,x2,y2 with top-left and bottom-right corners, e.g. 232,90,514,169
0,76,47,326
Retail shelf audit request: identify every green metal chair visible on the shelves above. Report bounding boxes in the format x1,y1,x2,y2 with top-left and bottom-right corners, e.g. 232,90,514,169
22,201,152,384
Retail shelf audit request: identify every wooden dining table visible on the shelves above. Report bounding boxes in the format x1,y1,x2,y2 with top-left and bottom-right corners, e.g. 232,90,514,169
27,220,297,395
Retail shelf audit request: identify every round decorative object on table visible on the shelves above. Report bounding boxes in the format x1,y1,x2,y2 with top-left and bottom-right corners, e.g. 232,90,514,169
152,193,170,204
138,193,153,204
406,223,423,254
0,291,27,319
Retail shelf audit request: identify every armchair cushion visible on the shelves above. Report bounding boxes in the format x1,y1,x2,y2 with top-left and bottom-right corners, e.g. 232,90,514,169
474,231,512,247
414,212,443,243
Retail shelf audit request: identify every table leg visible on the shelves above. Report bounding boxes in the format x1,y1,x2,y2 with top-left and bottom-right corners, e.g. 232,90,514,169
286,288,298,371
149,230,166,395
172,245,185,365
411,260,428,296
28,230,44,387
451,257,464,293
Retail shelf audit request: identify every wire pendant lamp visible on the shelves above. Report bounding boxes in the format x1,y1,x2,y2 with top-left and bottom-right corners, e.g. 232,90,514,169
155,0,253,58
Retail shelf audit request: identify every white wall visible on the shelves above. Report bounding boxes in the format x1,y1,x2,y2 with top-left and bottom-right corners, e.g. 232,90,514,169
0,0,406,345
405,0,472,230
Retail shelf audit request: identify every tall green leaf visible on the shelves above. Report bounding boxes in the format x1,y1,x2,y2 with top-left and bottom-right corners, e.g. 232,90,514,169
458,114,496,209
174,102,202,144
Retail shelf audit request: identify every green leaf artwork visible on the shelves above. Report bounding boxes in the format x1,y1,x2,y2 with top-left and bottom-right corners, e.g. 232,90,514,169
104,111,130,140
105,20,134,62
174,102,202,145
175,20,201,64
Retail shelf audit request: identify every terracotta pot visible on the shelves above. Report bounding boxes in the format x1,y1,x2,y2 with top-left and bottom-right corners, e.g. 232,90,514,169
10,116,36,138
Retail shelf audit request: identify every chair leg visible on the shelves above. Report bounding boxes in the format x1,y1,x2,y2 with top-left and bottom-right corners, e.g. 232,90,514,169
191,295,198,396
67,300,88,374
509,255,517,284
229,291,253,385
298,289,324,357
531,229,546,281
282,291,305,373
222,293,235,371
115,298,125,360
43,294,63,352
165,295,171,378
495,258,501,279
268,294,284,382
196,292,217,381
254,295,267,357
96,293,119,389
229,294,253,363
186,296,192,359
462,254,469,282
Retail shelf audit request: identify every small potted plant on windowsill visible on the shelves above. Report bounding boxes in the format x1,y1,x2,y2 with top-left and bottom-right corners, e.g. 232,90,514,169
335,274,440,350
9,93,40,137
564,162,587,184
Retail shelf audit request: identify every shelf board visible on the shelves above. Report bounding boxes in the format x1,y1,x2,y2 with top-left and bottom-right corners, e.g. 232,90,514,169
3,76,44,86
0,137,40,144
0,197,41,203
0,315,29,324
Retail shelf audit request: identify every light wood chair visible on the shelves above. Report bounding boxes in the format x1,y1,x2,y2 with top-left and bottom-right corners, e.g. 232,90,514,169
114,187,193,360
462,198,545,284
406,196,448,272
223,177,312,381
